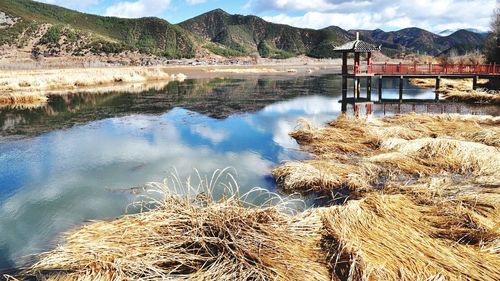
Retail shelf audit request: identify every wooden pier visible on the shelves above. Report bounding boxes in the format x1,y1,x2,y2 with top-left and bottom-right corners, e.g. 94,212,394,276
335,33,500,104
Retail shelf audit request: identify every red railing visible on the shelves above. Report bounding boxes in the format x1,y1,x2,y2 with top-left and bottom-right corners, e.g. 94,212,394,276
369,63,500,75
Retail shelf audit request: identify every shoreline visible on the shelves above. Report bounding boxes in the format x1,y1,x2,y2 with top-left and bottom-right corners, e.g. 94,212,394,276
0,63,341,106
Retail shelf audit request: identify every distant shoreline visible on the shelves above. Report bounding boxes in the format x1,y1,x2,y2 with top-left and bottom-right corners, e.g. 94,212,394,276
0,63,342,106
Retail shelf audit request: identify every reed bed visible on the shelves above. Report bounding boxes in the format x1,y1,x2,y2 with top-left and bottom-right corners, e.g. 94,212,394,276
322,193,500,280
0,93,48,107
22,177,500,281
0,67,186,93
25,171,329,281
378,114,500,147
408,78,497,104
408,77,482,90
0,77,180,107
273,114,500,193
272,160,377,194
0,67,186,106
443,89,500,105
273,113,500,280
14,113,500,281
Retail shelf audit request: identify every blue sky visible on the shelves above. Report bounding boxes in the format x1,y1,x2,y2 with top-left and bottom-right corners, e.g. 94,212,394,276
38,0,497,33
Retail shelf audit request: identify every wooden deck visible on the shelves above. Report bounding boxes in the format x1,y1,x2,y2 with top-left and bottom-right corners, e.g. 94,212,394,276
371,63,500,76
343,63,500,77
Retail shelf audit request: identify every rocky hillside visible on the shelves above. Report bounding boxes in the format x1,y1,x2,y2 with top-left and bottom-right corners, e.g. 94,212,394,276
179,9,352,58
0,0,196,59
0,0,488,61
351,28,486,56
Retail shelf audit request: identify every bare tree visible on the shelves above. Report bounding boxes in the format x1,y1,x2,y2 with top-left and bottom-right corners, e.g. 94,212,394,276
485,7,500,63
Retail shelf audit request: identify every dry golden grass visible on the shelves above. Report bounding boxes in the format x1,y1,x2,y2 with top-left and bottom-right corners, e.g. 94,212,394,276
444,89,500,105
17,113,500,281
322,193,500,280
274,113,500,280
0,67,186,93
289,116,380,160
0,93,48,107
273,160,377,194
408,78,497,104
0,79,175,107
408,78,481,90
373,137,500,181
378,114,500,147
274,114,500,193
26,172,329,281
17,167,500,281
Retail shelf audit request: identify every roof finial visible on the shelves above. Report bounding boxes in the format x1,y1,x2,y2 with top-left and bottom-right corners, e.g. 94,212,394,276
356,32,359,41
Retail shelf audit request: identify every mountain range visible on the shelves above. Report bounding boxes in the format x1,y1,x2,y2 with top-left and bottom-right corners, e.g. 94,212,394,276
0,0,488,60
438,28,488,37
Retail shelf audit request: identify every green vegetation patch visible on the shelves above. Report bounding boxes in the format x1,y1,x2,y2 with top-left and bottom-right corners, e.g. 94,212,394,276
258,41,297,59
205,43,246,57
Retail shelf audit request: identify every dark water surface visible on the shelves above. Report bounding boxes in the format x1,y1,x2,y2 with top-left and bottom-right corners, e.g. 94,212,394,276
0,74,497,269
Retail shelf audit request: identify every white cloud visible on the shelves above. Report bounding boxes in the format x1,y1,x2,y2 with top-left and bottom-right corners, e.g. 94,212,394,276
190,124,228,143
252,0,496,32
0,111,276,264
105,0,172,18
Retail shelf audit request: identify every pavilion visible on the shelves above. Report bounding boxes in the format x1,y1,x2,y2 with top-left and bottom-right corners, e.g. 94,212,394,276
334,32,381,107
334,32,381,75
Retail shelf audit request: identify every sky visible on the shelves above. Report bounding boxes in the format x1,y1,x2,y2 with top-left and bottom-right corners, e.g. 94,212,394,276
37,0,497,33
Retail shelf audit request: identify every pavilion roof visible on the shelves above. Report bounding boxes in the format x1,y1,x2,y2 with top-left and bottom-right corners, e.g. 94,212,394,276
334,39,381,53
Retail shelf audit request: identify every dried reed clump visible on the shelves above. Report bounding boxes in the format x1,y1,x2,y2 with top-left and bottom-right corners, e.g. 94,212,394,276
274,114,500,193
372,137,500,182
322,194,500,281
408,78,498,104
378,114,500,147
272,160,378,194
27,175,329,281
408,78,480,91
289,115,380,160
0,93,48,106
0,67,186,96
385,180,500,245
443,89,500,105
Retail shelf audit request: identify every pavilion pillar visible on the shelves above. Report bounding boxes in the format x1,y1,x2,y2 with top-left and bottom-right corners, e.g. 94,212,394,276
355,78,361,99
342,52,348,74
399,76,404,101
367,52,372,73
378,76,383,100
354,52,360,74
435,76,441,100
341,77,347,113
367,77,372,100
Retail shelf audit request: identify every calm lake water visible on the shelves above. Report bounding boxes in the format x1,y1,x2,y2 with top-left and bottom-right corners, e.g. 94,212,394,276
0,74,498,269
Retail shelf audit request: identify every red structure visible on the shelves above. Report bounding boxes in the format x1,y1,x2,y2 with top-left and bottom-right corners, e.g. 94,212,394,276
334,32,380,75
334,33,500,76
334,32,499,111
371,62,499,75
